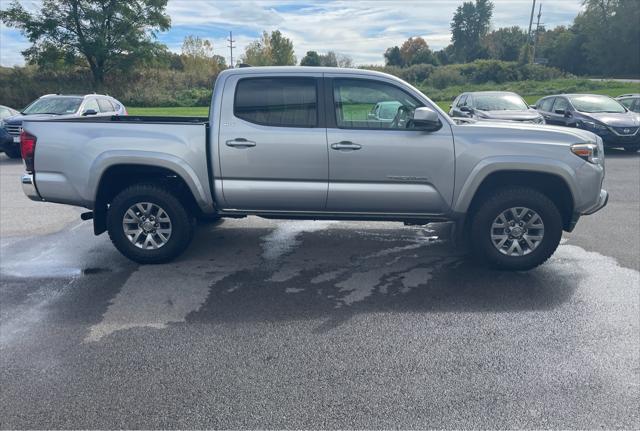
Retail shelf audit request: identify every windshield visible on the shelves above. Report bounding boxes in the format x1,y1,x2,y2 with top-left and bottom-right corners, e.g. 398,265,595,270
569,95,626,113
22,97,83,115
474,93,528,111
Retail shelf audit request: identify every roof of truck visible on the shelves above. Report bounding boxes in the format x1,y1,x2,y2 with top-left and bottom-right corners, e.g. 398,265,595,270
220,66,393,78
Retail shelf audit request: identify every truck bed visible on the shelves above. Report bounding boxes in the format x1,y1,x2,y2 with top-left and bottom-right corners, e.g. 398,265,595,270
44,115,209,125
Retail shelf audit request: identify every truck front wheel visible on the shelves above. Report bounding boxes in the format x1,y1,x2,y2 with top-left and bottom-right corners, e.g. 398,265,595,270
470,187,562,270
107,184,195,264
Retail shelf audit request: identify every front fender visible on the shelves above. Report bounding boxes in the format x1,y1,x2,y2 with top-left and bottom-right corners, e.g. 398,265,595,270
452,156,578,214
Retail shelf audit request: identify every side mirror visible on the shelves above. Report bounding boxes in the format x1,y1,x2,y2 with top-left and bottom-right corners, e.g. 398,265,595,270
460,106,472,113
529,105,537,109
412,107,442,131
83,109,98,116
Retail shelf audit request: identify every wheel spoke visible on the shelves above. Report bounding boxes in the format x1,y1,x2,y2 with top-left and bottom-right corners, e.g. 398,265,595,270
491,206,545,257
123,202,172,250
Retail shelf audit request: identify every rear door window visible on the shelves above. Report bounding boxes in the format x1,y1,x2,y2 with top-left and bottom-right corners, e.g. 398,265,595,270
98,98,115,113
457,95,468,107
234,77,318,128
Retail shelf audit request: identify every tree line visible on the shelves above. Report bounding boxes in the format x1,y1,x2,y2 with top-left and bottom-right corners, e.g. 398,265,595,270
0,0,637,108
380,0,639,78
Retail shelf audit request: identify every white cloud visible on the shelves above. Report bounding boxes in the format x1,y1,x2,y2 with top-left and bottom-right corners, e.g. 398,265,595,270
1,0,583,67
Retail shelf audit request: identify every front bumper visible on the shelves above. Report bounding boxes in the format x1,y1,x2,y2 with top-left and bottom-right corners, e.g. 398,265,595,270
21,173,42,201
584,189,609,215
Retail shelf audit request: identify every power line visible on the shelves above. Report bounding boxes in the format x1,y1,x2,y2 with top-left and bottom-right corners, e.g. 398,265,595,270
227,31,236,68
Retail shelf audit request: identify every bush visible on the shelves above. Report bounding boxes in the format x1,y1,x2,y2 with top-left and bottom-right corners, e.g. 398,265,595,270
427,68,466,89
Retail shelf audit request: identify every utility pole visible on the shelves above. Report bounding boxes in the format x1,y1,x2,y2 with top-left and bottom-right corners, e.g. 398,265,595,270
227,31,236,68
527,0,537,42
532,3,543,62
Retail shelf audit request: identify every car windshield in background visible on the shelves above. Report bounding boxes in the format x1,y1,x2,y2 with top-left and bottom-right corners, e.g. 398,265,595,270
22,97,83,115
474,94,528,111
569,95,626,113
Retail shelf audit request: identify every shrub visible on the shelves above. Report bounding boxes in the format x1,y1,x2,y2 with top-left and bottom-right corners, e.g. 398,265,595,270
427,68,466,89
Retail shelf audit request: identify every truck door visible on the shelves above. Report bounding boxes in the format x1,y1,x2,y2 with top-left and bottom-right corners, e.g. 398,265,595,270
325,76,455,214
218,74,328,211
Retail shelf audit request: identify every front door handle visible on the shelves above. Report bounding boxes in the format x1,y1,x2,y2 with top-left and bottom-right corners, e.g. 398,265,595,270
226,138,256,148
331,141,362,151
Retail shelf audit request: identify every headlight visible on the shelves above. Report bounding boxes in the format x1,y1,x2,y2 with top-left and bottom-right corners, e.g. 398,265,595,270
571,143,601,164
579,120,607,131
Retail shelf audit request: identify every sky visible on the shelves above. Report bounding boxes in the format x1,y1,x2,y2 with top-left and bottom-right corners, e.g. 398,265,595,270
0,0,584,67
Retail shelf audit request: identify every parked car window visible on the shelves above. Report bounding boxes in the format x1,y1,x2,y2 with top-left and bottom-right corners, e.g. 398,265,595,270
552,97,570,113
457,95,468,107
474,93,528,111
83,98,100,113
568,95,626,113
0,107,13,119
333,78,423,129
98,98,114,113
234,77,317,127
633,99,640,112
22,97,83,115
538,97,555,112
618,98,633,109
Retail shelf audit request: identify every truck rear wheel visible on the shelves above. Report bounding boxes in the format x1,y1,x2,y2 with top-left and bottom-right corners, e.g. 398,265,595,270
470,187,562,270
107,184,194,264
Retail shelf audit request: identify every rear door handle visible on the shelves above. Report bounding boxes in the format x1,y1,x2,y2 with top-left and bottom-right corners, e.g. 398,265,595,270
226,138,256,148
331,141,362,151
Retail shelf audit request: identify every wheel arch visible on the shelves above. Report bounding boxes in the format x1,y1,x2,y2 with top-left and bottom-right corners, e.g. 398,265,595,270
93,162,207,235
455,161,576,231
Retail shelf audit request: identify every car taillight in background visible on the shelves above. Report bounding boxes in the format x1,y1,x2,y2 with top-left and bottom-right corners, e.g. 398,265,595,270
20,130,36,173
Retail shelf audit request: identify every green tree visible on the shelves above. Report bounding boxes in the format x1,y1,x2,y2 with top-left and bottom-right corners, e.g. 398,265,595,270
384,46,403,66
241,30,296,66
320,51,338,67
0,0,171,86
181,35,225,75
300,50,321,66
400,37,437,66
450,0,494,62
483,26,527,61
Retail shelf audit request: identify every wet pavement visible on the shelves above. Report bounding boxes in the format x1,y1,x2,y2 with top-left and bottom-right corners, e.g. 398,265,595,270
1,151,639,428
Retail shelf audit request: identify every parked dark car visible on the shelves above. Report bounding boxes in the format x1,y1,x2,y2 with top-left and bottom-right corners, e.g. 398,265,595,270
1,93,127,158
535,94,640,152
616,94,640,113
449,91,545,124
0,105,21,158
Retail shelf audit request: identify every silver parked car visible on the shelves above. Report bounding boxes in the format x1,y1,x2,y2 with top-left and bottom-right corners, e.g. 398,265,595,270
450,91,545,124
19,67,607,270
1,93,127,156
616,94,640,113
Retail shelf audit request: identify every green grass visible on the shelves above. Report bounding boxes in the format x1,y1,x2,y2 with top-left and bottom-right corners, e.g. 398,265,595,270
127,106,209,116
127,79,639,117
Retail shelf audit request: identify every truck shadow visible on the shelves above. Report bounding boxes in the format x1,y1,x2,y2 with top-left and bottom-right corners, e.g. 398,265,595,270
180,221,581,331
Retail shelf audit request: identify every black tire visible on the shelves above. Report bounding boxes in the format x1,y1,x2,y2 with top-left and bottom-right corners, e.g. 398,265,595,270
107,183,195,264
4,146,21,159
470,187,562,270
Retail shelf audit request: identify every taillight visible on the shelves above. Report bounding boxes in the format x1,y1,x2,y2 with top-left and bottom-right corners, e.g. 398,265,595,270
20,130,36,173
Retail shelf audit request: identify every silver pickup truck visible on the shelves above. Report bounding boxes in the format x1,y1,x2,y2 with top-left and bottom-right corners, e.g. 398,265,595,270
19,67,608,270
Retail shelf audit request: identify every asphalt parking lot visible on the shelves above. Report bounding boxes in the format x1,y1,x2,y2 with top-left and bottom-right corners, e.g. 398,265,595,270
1,151,638,429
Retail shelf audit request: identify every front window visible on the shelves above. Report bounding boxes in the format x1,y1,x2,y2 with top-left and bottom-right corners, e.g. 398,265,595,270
22,97,83,115
569,95,626,113
473,93,528,111
333,78,422,129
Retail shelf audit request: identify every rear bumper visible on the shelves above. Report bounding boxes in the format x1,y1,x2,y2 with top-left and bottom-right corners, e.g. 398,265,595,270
21,173,42,201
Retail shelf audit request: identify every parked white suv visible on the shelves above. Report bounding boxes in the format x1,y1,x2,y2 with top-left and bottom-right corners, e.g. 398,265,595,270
1,94,127,157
